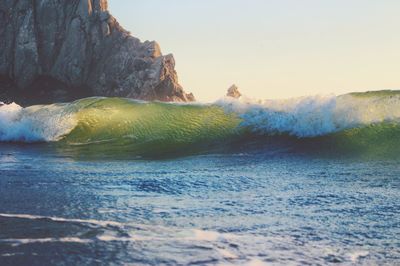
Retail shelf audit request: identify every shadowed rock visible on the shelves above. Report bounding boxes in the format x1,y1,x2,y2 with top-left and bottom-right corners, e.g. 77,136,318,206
226,84,241,99
0,0,194,105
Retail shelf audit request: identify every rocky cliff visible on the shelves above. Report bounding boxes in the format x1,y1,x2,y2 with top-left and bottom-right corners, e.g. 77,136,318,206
0,0,194,105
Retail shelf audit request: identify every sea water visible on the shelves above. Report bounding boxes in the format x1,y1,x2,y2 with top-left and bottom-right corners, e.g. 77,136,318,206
0,93,399,265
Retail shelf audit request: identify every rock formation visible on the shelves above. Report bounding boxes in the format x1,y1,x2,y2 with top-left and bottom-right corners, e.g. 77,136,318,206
226,84,241,99
0,0,194,105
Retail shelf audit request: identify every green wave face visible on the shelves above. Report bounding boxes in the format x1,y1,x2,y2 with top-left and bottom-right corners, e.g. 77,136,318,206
61,98,242,158
321,123,400,158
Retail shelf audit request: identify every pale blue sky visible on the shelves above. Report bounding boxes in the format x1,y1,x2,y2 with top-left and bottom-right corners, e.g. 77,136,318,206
109,1,400,101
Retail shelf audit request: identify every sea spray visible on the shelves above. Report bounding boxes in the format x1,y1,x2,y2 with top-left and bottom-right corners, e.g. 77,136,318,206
0,102,76,142
216,92,400,137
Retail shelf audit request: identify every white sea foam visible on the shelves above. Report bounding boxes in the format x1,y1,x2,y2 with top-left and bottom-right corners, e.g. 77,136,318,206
0,237,92,246
348,250,369,262
192,229,221,241
217,93,400,137
0,213,123,227
0,213,385,264
0,103,76,142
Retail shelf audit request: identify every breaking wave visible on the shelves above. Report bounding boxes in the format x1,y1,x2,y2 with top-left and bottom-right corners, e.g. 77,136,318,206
0,102,75,142
1,90,400,157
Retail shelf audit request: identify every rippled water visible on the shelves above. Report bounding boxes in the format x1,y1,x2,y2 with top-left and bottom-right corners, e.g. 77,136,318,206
0,144,399,265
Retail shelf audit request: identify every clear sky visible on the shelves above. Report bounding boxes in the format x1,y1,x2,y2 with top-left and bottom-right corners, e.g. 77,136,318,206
108,0,400,101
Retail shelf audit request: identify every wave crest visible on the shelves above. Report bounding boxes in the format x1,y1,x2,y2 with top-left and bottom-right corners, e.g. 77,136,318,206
217,92,400,137
0,102,76,142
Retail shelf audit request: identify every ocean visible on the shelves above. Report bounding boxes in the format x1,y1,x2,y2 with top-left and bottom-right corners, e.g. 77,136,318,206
0,92,399,265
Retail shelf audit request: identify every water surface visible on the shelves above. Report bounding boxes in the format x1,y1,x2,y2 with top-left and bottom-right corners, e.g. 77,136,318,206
0,144,399,265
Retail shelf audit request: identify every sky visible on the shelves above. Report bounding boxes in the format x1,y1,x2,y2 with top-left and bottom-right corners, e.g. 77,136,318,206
108,0,400,101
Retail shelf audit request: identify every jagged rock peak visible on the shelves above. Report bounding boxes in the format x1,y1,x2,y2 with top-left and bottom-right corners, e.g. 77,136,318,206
226,84,242,99
0,0,194,105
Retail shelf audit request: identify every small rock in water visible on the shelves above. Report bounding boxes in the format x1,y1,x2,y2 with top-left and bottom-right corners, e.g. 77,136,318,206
226,84,242,99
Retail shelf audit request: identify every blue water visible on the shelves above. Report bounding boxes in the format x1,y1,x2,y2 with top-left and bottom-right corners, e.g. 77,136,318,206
0,143,399,265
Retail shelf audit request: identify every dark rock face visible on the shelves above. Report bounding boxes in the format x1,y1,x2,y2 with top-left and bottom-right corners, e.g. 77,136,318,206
0,0,194,105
